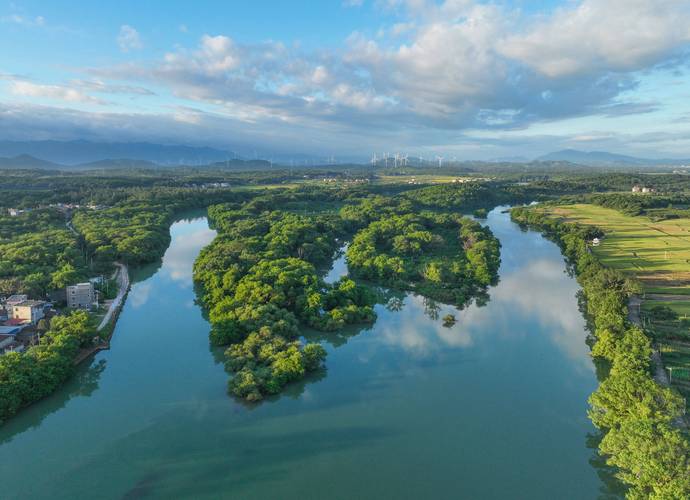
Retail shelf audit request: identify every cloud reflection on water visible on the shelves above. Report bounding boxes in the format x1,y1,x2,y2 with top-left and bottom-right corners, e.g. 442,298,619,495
371,254,593,373
161,227,217,287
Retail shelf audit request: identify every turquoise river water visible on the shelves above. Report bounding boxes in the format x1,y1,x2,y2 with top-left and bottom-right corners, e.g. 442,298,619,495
0,208,623,499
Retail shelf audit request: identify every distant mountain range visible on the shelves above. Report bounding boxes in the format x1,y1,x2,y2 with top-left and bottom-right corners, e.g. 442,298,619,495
535,149,690,166
0,153,275,171
0,140,235,166
1,141,689,171
0,154,63,170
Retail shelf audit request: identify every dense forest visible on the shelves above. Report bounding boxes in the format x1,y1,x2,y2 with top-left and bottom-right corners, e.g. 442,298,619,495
194,186,502,401
0,208,88,296
346,212,500,305
511,207,690,498
194,198,376,401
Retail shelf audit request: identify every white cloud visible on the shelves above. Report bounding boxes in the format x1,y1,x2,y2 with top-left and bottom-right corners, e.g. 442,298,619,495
4,0,690,156
74,79,155,96
9,80,106,105
118,25,143,52
499,0,690,78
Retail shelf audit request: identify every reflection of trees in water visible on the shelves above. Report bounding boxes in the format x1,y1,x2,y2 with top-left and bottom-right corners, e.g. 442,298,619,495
303,323,372,349
586,431,627,499
423,297,441,321
0,359,107,444
386,297,404,312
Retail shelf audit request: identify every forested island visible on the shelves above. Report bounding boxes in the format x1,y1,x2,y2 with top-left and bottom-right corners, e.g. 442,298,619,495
193,188,501,401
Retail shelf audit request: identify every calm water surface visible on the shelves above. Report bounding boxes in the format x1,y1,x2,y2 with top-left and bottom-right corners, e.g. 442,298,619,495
0,209,621,499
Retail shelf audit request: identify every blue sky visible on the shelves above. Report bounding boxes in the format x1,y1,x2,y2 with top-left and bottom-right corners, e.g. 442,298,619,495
1,0,690,160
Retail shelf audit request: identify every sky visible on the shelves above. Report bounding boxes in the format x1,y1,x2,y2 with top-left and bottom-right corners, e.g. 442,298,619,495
1,0,690,161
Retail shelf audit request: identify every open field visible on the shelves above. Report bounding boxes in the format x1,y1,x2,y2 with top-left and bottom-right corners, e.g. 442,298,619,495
376,174,483,184
548,204,690,293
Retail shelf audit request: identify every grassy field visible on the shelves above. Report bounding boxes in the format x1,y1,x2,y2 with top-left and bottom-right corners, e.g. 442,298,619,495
549,204,690,293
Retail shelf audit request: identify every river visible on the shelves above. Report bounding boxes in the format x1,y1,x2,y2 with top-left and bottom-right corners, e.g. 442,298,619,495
0,208,622,499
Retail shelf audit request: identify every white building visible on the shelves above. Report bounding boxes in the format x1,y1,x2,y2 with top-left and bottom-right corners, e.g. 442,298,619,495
67,282,97,309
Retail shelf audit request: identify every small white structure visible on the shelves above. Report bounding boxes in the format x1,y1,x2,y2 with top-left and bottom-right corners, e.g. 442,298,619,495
592,238,601,247
67,282,97,309
631,185,642,193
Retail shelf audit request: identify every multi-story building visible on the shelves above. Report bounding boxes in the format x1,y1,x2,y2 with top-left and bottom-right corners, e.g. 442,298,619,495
10,300,46,324
66,282,97,309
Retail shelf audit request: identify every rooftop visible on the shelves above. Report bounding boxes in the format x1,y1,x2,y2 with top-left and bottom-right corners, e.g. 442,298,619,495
6,294,28,303
4,318,27,326
0,326,23,335
15,300,46,308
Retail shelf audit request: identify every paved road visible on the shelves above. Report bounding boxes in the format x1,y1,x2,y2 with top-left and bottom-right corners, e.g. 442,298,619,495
98,262,129,332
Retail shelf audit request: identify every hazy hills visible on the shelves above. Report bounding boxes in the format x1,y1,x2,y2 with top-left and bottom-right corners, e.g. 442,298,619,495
0,154,275,171
0,140,234,166
1,141,689,171
535,149,690,166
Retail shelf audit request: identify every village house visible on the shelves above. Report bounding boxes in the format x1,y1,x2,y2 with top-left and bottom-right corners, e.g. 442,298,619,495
0,334,24,355
632,185,656,194
5,294,28,309
66,282,97,309
10,300,46,325
0,323,30,354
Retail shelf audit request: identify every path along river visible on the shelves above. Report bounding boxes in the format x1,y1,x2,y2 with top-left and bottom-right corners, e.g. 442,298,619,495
0,208,623,499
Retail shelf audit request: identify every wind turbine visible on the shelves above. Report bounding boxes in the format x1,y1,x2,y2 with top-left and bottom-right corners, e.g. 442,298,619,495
436,155,444,168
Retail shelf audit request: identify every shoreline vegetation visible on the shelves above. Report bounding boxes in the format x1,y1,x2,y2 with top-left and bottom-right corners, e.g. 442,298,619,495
0,189,253,423
511,206,690,498
193,188,501,401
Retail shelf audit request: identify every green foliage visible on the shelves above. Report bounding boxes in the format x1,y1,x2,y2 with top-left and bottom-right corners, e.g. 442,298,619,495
0,311,94,424
0,209,87,296
197,189,501,401
346,211,500,305
194,195,377,401
648,305,678,321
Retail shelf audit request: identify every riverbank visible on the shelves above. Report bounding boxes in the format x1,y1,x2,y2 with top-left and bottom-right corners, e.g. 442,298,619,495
70,263,130,366
511,205,690,497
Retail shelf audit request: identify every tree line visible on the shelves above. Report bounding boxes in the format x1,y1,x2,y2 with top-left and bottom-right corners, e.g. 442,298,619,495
511,206,690,499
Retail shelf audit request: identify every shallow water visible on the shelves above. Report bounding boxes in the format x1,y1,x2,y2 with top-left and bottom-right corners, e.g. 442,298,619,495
0,208,622,499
